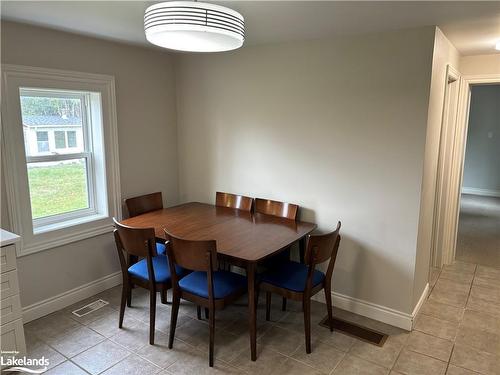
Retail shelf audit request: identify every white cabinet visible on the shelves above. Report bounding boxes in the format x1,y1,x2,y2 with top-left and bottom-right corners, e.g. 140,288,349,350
0,230,26,359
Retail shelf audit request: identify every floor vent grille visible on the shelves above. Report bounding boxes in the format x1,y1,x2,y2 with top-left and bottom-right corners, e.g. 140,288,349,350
72,299,109,317
319,316,388,346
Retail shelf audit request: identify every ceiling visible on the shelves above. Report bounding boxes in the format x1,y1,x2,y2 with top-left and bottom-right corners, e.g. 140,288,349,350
1,1,500,56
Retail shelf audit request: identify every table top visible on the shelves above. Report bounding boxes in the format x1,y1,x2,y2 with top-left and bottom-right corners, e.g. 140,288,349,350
120,202,316,262
0,228,21,247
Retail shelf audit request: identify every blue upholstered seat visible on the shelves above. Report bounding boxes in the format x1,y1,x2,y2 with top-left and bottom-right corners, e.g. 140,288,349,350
261,261,325,292
128,255,182,283
179,270,247,299
156,242,166,255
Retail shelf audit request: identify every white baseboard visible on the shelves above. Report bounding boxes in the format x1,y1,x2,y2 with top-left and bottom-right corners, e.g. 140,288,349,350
22,271,122,323
462,187,500,197
410,283,429,328
313,286,429,331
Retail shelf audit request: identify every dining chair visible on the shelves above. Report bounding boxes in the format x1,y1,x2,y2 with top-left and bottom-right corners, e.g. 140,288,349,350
125,192,166,256
259,221,341,354
164,230,247,367
255,197,299,310
216,191,253,211
113,218,183,344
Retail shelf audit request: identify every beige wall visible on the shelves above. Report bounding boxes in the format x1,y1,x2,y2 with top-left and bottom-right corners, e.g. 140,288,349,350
413,28,460,306
1,21,178,307
175,27,436,314
460,54,500,75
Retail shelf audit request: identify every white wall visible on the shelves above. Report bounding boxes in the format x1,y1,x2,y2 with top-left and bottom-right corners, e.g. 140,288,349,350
1,21,179,308
413,28,460,304
462,85,500,194
175,27,436,316
460,54,500,75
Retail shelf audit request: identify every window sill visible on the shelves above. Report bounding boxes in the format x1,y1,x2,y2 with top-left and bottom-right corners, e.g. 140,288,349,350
34,213,107,235
19,215,115,257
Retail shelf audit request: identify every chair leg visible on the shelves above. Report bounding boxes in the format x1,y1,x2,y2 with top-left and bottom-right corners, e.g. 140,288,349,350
149,289,156,345
205,307,209,319
282,297,287,311
197,305,202,320
208,307,215,367
265,292,271,321
169,292,180,349
119,283,127,328
127,281,133,307
324,285,334,332
303,297,311,353
160,289,168,304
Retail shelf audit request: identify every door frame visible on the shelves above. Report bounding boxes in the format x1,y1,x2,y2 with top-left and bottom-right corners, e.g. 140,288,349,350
432,71,500,267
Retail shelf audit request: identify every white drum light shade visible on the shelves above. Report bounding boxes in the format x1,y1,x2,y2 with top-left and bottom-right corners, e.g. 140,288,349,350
144,1,245,52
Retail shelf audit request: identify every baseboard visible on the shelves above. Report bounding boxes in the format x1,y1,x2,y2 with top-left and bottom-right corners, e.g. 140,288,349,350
312,291,413,331
461,187,500,197
410,283,430,329
22,271,122,323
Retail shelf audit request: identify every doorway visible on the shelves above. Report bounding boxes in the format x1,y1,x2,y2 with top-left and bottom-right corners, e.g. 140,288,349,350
431,71,500,269
455,84,500,267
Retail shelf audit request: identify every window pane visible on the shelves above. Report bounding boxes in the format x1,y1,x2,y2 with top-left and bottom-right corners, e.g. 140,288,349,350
54,131,66,149
36,131,49,153
27,159,90,219
20,93,85,156
67,131,77,148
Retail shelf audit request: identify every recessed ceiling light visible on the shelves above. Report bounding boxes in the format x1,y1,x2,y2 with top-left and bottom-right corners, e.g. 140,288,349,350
144,1,245,53
496,41,500,51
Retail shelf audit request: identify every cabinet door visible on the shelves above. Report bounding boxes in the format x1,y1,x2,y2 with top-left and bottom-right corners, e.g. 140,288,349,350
1,318,26,355
0,245,17,274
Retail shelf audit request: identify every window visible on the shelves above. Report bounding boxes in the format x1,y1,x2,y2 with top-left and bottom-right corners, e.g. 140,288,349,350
20,89,93,225
54,131,66,149
2,65,121,256
36,131,49,152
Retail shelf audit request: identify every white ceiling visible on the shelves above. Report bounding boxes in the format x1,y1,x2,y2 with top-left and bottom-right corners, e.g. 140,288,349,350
1,1,500,56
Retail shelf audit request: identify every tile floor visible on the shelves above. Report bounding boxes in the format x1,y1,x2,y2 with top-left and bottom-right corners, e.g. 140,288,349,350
19,260,500,375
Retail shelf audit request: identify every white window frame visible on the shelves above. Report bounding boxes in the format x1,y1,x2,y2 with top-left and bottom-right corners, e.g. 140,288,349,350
2,65,122,256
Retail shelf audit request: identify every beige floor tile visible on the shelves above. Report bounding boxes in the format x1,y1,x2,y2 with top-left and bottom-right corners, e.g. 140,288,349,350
173,317,211,347
66,302,116,326
428,287,469,308
270,358,324,375
414,314,458,340
332,354,389,374
165,346,243,374
101,354,161,375
393,349,447,375
430,268,441,287
257,325,303,356
439,269,474,285
87,311,142,338
405,331,453,361
46,325,105,358
473,276,500,290
291,339,345,373
475,266,500,281
223,314,273,339
348,332,407,368
312,328,356,352
466,295,500,318
136,333,195,369
434,279,472,294
451,343,500,375
24,311,81,341
195,328,250,363
455,326,500,356
419,299,464,323
470,285,500,305
443,262,476,275
461,309,500,334
446,364,481,375
109,319,152,352
43,361,90,375
229,347,288,375
25,332,66,370
72,340,131,375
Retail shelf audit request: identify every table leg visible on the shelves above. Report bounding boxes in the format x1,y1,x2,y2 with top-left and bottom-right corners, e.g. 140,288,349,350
247,262,257,361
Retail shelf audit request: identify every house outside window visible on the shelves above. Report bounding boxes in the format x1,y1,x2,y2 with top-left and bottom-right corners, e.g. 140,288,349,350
36,131,49,152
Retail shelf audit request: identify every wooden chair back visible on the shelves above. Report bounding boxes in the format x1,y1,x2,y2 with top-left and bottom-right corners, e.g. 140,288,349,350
304,221,342,288
113,218,157,258
254,198,299,220
216,192,253,211
164,230,217,273
125,192,163,217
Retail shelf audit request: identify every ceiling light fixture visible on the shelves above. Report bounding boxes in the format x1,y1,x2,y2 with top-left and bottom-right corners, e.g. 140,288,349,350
496,40,500,51
144,1,245,52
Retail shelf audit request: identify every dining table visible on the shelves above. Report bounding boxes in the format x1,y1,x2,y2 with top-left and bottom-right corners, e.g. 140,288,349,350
120,201,317,361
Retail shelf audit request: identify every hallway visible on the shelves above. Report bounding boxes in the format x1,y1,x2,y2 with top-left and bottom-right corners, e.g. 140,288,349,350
455,194,500,268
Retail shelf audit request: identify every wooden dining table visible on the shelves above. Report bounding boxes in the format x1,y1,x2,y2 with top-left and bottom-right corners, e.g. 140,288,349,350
120,201,316,361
